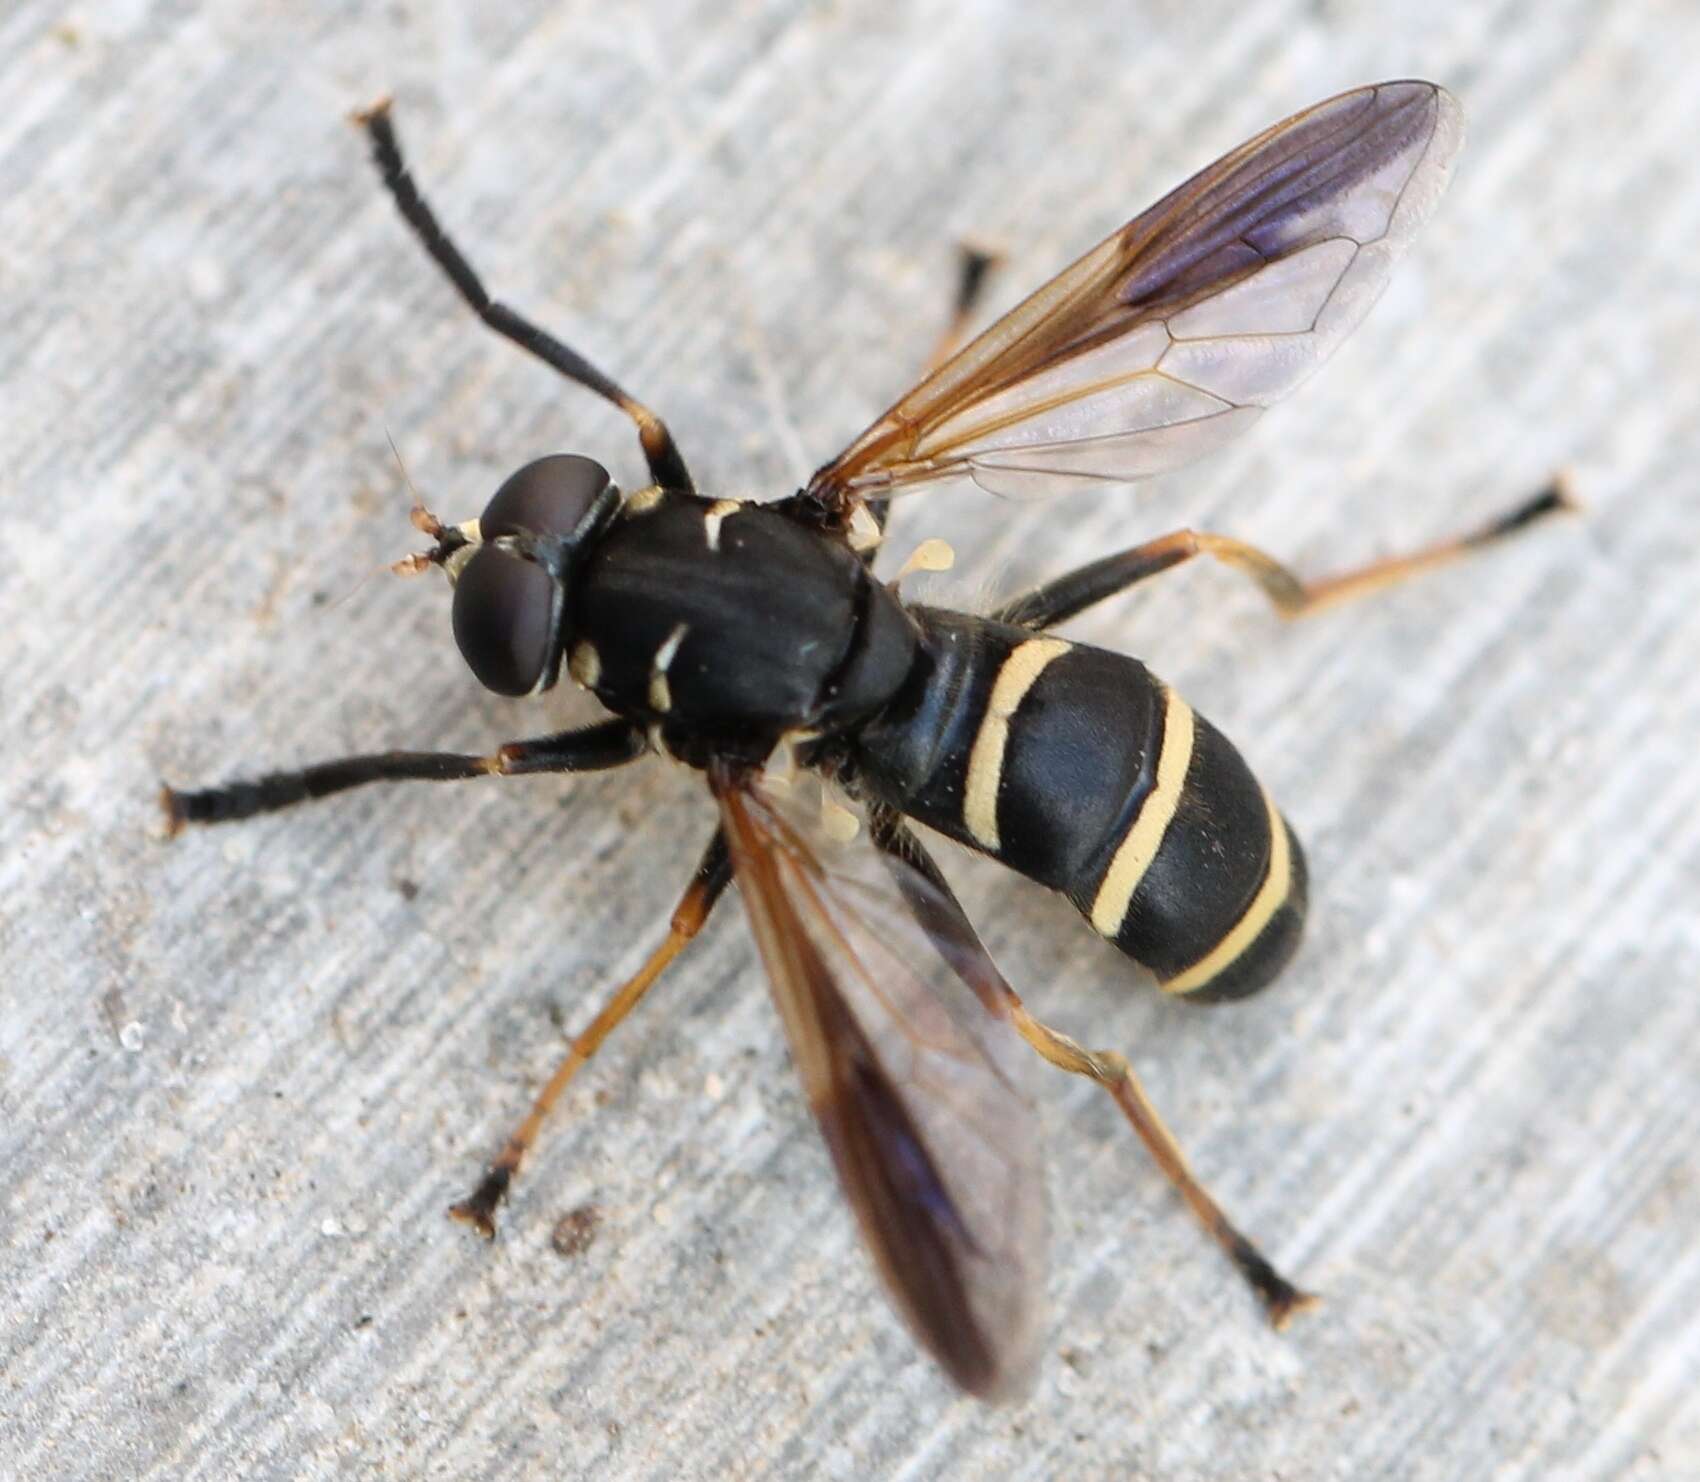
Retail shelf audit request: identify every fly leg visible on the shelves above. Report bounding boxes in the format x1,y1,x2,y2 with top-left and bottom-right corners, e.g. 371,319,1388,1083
355,100,694,494
452,829,732,1235
161,719,647,833
994,478,1576,628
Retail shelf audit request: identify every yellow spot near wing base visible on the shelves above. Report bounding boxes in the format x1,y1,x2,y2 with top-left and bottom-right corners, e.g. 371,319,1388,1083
962,638,1071,851
1089,689,1196,939
846,503,882,552
820,793,861,842
703,499,742,551
895,538,955,581
1162,789,1290,995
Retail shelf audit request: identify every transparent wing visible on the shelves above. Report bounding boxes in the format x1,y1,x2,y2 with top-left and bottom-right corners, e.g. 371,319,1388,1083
809,80,1462,503
715,776,1046,1401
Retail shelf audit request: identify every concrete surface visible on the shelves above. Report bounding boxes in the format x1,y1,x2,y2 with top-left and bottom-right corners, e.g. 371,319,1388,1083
3,2,1697,1478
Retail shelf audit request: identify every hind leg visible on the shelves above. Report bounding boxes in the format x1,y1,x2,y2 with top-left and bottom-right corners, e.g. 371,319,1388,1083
995,479,1577,629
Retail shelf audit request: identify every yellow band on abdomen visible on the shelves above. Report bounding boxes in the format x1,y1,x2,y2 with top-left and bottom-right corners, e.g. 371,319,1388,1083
1088,687,1196,939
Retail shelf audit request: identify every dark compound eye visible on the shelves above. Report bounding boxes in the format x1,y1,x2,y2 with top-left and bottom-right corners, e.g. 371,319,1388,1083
452,547,554,695
451,455,612,695
479,454,612,543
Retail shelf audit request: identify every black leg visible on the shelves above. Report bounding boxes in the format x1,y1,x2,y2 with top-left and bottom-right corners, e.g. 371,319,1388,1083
162,718,646,834
451,827,733,1236
861,245,1005,558
924,243,1001,374
994,478,1576,629
354,100,694,495
867,807,1315,1327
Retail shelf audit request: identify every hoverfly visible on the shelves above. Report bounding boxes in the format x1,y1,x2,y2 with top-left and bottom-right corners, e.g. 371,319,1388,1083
164,81,1567,1399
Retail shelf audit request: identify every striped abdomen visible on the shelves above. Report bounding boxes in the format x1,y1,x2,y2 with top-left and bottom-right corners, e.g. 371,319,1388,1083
851,611,1306,1002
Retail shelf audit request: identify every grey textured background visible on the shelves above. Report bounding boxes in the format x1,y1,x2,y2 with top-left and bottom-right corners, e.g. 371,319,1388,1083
4,3,1697,1478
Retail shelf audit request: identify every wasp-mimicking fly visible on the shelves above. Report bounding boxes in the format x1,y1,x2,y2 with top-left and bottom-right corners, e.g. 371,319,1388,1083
164,82,1569,1399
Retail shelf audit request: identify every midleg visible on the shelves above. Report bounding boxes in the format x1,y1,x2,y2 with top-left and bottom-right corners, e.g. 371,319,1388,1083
858,246,1004,557
450,829,733,1235
923,244,1002,373
354,101,694,494
993,478,1576,629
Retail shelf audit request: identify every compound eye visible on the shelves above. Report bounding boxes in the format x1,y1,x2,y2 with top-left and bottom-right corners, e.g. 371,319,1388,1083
480,454,612,541
452,548,554,696
450,456,612,696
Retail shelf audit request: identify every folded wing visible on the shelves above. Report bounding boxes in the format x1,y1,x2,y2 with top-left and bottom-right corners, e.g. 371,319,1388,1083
715,776,1046,1400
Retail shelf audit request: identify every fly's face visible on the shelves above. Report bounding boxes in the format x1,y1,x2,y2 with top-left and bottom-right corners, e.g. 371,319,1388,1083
410,453,621,697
